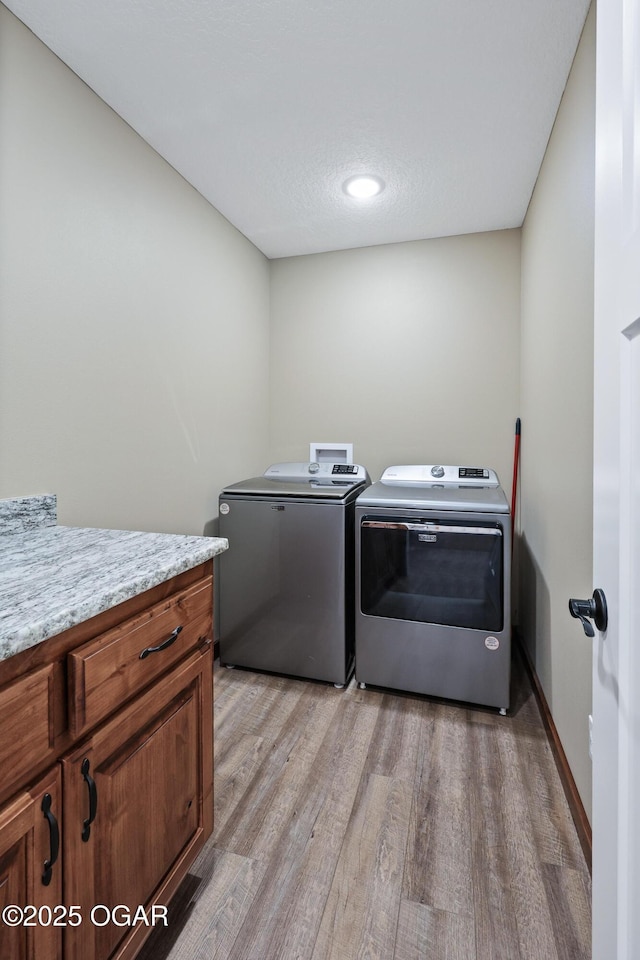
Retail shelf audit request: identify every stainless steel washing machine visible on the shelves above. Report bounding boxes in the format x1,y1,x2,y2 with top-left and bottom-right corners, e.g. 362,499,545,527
218,462,369,686
355,464,511,712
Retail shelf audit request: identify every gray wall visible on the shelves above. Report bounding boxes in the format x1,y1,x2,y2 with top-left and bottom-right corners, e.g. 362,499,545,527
0,5,270,536
269,231,521,491
520,4,595,818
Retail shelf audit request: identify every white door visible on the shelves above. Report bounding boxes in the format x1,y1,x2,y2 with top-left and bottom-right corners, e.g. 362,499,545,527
592,0,640,956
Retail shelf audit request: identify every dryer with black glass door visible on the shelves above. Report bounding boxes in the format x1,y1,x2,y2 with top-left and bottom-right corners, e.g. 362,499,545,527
355,465,511,712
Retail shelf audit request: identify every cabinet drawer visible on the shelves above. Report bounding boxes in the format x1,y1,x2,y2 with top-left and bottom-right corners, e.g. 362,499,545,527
67,575,212,737
0,664,55,790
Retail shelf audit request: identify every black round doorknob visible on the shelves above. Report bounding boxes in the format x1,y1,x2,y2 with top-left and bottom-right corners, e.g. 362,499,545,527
568,588,608,637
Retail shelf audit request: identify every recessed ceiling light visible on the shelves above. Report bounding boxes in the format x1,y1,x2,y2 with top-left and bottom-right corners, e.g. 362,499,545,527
342,175,385,199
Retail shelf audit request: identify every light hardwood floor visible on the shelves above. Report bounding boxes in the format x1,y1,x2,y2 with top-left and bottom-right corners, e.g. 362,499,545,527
138,649,591,960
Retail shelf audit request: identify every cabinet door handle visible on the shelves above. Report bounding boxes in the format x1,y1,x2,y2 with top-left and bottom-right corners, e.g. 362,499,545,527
139,624,183,660
81,758,98,842
41,793,59,886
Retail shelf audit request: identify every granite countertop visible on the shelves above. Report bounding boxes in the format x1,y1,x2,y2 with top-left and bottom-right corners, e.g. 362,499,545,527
0,497,228,663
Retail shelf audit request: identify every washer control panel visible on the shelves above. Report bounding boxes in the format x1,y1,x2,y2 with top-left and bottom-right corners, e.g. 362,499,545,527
264,462,369,483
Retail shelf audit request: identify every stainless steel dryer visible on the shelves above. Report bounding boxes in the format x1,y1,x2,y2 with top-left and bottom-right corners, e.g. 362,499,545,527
218,462,369,686
355,464,511,712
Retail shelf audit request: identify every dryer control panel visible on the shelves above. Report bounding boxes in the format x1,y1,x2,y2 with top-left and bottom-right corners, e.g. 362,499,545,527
458,467,490,480
381,465,499,487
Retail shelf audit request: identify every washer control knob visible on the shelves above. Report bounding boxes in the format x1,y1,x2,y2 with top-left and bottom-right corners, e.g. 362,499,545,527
431,465,445,479
308,462,320,474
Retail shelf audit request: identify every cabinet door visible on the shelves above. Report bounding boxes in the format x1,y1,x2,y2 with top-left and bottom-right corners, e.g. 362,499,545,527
0,768,63,960
62,645,213,960
0,664,56,806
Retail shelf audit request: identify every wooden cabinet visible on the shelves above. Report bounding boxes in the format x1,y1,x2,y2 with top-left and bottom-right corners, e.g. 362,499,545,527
63,648,212,960
67,576,213,739
0,768,63,960
0,664,56,790
0,561,214,960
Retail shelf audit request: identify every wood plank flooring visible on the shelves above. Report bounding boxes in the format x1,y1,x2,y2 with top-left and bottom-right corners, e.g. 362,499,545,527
138,649,591,960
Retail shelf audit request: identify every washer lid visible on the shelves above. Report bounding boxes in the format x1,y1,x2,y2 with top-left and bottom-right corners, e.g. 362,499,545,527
221,477,367,499
221,462,369,500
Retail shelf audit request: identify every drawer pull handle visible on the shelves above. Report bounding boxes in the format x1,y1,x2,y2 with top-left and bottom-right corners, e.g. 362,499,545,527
41,793,59,886
81,758,98,843
139,625,183,660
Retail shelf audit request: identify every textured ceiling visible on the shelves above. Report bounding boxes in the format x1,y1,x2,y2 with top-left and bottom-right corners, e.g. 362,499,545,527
4,0,591,259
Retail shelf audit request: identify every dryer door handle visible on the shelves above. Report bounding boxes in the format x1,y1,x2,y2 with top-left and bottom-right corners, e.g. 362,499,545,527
362,521,410,530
